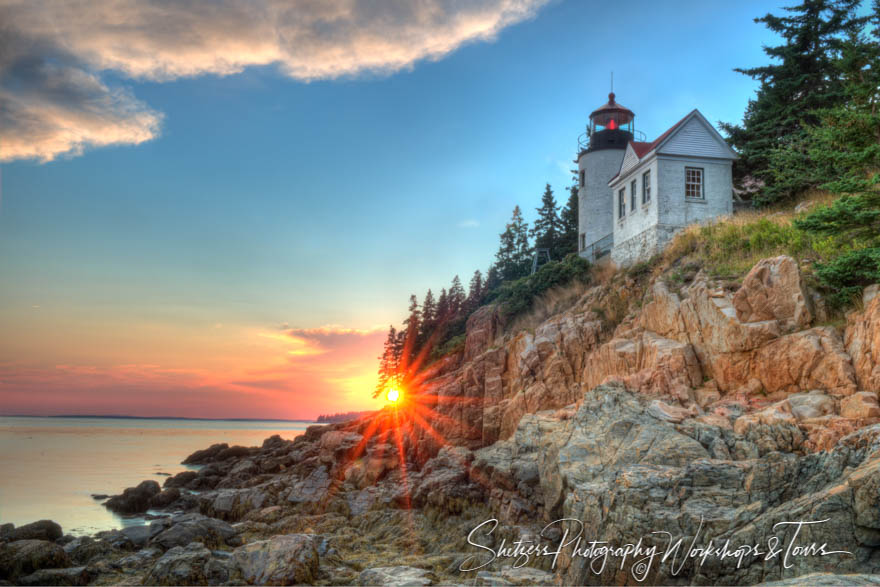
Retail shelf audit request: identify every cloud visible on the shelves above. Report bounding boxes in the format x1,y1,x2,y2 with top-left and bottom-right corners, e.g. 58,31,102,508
1,0,549,163
457,219,480,228
0,323,388,418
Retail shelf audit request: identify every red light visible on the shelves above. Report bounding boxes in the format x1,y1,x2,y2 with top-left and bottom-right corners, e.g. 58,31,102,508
608,119,617,130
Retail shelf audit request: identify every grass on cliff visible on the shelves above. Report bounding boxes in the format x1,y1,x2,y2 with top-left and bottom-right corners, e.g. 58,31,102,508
662,192,829,278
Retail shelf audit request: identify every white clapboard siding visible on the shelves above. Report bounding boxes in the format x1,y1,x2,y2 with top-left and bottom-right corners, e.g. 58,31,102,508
658,116,730,158
619,143,640,175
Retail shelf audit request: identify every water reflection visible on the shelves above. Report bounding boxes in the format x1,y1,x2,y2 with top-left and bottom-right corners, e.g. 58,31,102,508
0,417,311,535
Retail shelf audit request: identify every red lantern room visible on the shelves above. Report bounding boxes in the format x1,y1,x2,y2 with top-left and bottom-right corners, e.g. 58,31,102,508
586,92,634,151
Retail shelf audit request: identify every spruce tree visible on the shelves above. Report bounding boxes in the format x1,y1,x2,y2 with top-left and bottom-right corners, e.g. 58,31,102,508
403,294,420,362
530,183,562,261
436,288,450,323
559,184,579,257
374,325,398,398
448,275,466,317
512,206,532,278
721,0,865,202
419,289,436,344
465,270,484,314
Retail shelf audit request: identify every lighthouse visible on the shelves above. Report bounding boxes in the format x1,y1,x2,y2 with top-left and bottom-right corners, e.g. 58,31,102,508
576,92,635,261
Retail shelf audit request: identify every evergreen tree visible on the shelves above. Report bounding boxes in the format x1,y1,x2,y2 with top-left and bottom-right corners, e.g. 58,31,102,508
436,288,450,323
485,265,502,293
559,184,579,257
512,206,532,277
403,294,420,363
721,0,865,202
465,270,484,314
495,221,517,281
494,206,532,282
374,325,399,398
448,275,466,317
419,289,436,344
530,184,562,261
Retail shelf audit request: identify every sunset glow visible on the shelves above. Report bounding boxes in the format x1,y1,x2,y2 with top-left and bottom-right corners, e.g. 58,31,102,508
386,387,401,404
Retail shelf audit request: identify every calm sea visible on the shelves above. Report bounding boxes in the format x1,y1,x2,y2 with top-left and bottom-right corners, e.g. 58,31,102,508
0,416,313,536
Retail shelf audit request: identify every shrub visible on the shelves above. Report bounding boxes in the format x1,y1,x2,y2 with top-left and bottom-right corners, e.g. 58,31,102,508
814,247,880,307
487,254,591,320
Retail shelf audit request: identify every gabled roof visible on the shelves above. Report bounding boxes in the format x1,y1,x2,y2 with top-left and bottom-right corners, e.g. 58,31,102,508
608,109,736,185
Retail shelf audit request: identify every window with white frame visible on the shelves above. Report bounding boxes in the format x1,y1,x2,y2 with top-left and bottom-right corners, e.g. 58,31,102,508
685,167,704,199
642,170,651,204
618,188,625,219
630,179,637,211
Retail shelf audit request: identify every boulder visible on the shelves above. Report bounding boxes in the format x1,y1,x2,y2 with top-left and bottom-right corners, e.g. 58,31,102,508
119,525,152,549
182,443,229,464
143,542,228,586
164,471,198,488
232,534,318,585
104,480,161,514
846,290,880,392
474,567,554,585
61,537,117,565
150,514,237,550
149,487,181,508
0,540,72,581
18,566,90,586
751,327,858,396
732,255,813,331
841,391,880,419
357,565,434,586
7,520,62,542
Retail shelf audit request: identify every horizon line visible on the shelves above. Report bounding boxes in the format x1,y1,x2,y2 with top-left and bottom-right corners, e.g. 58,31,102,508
0,414,321,423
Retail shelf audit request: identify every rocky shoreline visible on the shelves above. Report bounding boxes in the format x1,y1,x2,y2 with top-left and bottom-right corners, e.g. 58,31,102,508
3,255,880,586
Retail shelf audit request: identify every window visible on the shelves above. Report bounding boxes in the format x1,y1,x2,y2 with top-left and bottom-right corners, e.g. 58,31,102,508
618,188,626,219
630,180,637,211
579,233,586,251
579,169,585,188
685,167,704,199
642,170,651,204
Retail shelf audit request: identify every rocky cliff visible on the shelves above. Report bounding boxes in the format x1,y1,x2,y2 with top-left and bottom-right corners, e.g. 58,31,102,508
3,256,880,586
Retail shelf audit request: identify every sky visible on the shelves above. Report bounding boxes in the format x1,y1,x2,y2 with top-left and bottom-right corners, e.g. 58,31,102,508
0,0,786,419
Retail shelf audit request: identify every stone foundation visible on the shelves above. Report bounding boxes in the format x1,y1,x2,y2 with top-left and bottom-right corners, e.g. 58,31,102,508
611,224,680,267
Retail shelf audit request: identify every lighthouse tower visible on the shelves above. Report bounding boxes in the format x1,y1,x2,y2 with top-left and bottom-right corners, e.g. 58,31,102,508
576,93,635,261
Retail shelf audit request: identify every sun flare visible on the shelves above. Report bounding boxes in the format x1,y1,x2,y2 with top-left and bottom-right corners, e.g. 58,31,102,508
385,387,401,403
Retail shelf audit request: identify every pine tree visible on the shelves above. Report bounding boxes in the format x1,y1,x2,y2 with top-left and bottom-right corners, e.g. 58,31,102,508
465,270,484,314
512,206,532,278
530,183,562,262
721,0,865,202
419,289,436,344
494,206,531,282
559,184,579,257
436,288,450,323
403,294,420,363
485,265,502,293
495,222,517,281
448,275,466,318
374,325,398,398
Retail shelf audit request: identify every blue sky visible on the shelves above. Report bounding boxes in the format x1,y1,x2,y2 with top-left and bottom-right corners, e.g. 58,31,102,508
0,0,786,417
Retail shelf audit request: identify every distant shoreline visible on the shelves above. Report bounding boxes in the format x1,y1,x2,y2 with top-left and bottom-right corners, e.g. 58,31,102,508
0,414,319,423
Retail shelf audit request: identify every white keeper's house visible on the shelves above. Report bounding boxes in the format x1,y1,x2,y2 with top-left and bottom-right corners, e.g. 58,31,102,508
576,92,737,267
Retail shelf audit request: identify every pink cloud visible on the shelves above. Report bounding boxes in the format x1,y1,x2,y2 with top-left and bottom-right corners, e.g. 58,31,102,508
0,324,388,419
